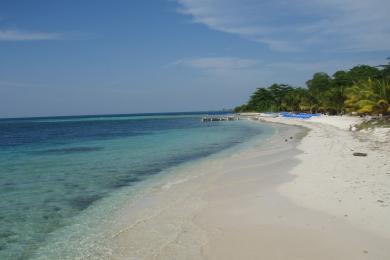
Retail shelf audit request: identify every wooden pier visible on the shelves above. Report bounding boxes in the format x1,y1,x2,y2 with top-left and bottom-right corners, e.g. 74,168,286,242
201,115,240,122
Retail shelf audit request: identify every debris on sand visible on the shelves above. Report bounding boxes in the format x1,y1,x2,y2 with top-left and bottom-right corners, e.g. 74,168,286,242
353,152,367,157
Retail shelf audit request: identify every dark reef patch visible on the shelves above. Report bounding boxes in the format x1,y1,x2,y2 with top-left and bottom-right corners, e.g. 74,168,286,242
68,194,103,210
109,176,141,188
34,146,104,155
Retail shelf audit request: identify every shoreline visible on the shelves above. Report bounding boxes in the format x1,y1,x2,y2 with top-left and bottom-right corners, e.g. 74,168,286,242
35,117,390,259
97,122,311,259
31,121,274,259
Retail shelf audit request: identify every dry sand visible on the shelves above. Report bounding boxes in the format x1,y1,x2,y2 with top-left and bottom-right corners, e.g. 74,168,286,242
262,116,390,239
196,116,390,260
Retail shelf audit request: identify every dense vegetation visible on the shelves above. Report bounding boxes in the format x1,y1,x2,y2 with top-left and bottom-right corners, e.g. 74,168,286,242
234,59,390,115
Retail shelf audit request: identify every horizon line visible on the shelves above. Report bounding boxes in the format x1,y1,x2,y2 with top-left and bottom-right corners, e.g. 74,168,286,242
0,109,234,120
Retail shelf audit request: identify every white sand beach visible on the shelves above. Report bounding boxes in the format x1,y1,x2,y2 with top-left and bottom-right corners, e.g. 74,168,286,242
102,116,389,259
262,116,390,241
196,116,390,260
43,116,390,259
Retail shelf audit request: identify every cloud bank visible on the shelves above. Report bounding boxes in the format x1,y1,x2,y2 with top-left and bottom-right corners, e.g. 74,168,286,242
0,29,62,41
174,0,390,52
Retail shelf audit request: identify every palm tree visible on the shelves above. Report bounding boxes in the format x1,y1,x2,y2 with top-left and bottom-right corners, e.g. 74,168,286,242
282,88,307,112
345,78,390,114
306,72,332,113
247,87,274,112
375,80,390,113
268,84,293,111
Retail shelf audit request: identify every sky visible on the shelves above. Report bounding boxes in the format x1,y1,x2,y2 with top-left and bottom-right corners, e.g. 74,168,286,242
0,0,389,118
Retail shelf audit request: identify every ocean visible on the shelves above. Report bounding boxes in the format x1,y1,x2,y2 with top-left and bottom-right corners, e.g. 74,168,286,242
0,112,273,259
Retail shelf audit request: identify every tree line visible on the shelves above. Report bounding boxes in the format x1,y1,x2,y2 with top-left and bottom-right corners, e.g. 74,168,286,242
234,59,390,115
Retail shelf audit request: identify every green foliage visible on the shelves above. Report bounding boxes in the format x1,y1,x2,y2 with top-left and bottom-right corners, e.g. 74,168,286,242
237,84,311,113
236,60,390,115
345,79,390,114
377,58,390,82
355,118,390,131
348,65,381,81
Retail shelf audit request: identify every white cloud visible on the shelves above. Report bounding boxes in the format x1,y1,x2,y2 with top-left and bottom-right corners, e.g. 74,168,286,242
174,0,390,52
174,57,259,71
0,29,62,41
0,81,38,89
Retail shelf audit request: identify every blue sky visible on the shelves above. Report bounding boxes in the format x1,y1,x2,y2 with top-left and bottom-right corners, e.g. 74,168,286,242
0,0,389,117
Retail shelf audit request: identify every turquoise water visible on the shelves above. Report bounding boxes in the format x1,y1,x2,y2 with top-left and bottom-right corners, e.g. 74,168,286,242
0,113,273,259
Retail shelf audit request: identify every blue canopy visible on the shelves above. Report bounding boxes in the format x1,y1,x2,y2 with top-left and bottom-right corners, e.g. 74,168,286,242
280,112,321,119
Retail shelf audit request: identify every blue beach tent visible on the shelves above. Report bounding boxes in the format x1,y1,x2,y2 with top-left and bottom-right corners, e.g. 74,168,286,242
280,112,321,119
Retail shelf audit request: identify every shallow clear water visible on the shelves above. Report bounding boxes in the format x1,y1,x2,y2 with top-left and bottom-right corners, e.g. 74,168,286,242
0,112,273,259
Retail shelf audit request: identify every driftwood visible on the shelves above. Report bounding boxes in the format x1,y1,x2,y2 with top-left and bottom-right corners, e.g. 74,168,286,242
353,152,367,157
